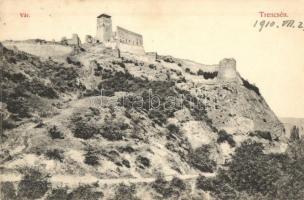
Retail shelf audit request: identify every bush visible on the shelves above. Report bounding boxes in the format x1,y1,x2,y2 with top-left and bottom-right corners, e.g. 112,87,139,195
113,184,139,200
46,188,69,200
73,122,100,139
197,70,218,79
166,124,181,140
148,64,156,69
249,130,272,141
112,60,126,68
66,56,82,67
152,175,187,198
0,182,17,200
84,151,99,166
17,169,50,199
196,174,237,200
67,185,103,200
49,126,64,139
100,123,124,141
195,139,304,199
45,149,64,162
189,145,216,173
163,57,175,63
136,155,150,168
217,130,236,147
241,78,261,96
227,140,281,195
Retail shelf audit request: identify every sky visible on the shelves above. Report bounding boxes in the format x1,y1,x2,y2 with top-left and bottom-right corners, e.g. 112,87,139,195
0,0,303,118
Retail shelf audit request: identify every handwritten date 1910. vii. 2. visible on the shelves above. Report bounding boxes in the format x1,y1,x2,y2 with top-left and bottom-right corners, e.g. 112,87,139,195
253,19,304,32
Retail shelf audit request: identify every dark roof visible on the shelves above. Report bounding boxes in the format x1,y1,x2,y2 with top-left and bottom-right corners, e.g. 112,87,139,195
97,14,111,18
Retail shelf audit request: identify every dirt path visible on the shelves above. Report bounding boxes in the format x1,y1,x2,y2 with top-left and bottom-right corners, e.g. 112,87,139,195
50,172,215,187
1,172,215,187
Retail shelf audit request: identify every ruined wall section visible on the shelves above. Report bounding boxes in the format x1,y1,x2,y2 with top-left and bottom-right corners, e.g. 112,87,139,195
116,26,143,46
115,26,145,55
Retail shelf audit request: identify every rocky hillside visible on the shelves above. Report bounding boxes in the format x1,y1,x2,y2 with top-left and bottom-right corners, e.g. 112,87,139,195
0,41,290,199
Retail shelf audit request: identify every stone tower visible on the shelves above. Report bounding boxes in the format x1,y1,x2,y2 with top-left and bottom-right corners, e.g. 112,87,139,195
218,58,237,81
96,14,112,42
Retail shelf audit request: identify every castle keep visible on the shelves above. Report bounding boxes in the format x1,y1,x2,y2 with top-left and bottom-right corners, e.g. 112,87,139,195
95,14,145,55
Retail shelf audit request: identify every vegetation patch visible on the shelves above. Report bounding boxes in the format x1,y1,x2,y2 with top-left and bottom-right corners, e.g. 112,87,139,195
241,78,261,96
17,169,50,199
197,70,218,79
113,183,139,200
217,129,236,147
152,175,187,198
188,145,216,173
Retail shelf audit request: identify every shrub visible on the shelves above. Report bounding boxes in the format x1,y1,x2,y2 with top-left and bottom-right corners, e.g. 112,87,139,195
73,122,100,139
196,174,237,200
100,124,124,141
152,175,187,198
66,56,81,67
166,124,181,140
148,110,167,125
170,177,187,191
196,139,304,199
113,184,139,200
197,70,218,79
249,130,272,141
136,155,150,168
84,151,99,166
46,188,69,200
112,60,126,68
118,145,136,153
148,64,156,69
122,159,131,168
0,182,17,200
17,169,50,199
189,145,216,173
217,130,236,147
227,140,281,195
45,149,64,162
49,126,64,139
241,78,261,96
287,137,304,160
67,185,103,200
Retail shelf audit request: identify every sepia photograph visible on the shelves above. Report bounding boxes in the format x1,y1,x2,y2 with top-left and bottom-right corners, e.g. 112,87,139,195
0,0,304,199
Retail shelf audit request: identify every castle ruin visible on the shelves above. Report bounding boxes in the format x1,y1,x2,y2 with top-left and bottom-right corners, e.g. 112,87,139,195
95,14,145,55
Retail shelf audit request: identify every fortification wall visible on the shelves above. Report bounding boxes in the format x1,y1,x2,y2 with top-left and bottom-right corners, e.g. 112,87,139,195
118,43,145,55
2,41,73,59
116,26,143,46
66,34,81,46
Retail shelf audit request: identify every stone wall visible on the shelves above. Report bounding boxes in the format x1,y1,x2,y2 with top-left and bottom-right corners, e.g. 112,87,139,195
118,43,145,55
3,41,73,59
66,34,81,46
116,26,143,46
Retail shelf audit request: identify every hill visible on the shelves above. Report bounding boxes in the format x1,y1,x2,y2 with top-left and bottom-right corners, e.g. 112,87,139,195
0,41,294,199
